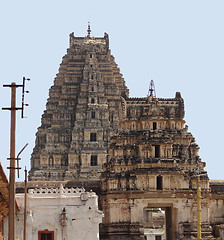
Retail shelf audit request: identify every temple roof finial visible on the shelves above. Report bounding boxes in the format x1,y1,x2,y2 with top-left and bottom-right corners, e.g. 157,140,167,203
87,22,91,37
147,80,156,97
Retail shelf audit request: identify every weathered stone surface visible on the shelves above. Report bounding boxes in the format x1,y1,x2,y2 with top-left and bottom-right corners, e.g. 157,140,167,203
100,93,215,240
29,31,129,181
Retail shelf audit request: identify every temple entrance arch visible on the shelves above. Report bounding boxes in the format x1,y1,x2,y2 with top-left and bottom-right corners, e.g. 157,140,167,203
143,203,177,240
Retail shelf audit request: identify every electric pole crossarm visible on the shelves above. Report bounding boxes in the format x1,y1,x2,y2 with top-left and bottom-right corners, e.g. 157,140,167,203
3,84,23,87
2,107,22,111
2,77,30,118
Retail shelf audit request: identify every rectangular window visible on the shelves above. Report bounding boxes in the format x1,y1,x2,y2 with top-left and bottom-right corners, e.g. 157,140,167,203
154,145,160,158
41,233,52,240
90,133,97,141
153,122,157,130
91,155,98,166
91,111,95,119
38,230,54,240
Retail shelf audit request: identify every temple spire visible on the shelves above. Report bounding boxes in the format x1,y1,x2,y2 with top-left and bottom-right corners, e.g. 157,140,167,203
87,22,91,37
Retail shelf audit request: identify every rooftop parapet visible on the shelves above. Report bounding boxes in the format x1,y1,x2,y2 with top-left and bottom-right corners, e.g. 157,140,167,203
123,92,185,121
28,185,96,198
69,31,109,53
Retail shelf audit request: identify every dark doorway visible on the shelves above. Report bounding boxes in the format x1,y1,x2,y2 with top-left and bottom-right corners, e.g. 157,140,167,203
91,111,95,119
90,132,97,141
153,122,157,130
165,207,172,240
154,145,160,158
91,155,98,166
157,175,163,190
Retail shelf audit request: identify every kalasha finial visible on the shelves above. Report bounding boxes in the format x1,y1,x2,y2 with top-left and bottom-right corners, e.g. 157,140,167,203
87,22,91,37
147,80,156,97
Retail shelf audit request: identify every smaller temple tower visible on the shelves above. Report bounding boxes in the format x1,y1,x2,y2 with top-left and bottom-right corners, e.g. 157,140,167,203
100,91,212,240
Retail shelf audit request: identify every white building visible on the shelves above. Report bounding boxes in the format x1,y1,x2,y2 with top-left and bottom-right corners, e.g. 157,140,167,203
144,228,165,240
4,185,103,240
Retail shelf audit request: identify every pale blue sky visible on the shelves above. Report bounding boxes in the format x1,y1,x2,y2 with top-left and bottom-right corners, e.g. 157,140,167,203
0,1,223,180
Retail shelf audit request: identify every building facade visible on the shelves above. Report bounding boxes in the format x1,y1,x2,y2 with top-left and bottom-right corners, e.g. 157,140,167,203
4,185,103,240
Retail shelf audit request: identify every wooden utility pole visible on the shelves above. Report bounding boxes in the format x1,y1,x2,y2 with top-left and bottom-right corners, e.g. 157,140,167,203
8,82,16,240
2,78,29,240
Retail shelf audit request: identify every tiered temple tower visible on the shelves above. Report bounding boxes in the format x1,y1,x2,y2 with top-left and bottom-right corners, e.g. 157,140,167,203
100,92,212,240
29,27,129,181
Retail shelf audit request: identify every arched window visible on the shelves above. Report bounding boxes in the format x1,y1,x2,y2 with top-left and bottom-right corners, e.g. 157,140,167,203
156,175,163,190
91,98,95,104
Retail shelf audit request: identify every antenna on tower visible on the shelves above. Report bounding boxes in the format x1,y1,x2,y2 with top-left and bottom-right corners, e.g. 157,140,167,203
147,80,156,97
87,21,91,37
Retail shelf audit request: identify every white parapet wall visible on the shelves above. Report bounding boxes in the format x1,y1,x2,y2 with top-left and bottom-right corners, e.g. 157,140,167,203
5,185,103,240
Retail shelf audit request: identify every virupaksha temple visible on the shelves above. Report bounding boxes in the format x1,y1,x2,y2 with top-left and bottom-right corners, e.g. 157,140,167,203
1,25,224,240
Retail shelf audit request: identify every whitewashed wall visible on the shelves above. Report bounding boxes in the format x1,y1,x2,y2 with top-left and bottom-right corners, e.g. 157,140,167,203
5,185,103,240
144,228,165,240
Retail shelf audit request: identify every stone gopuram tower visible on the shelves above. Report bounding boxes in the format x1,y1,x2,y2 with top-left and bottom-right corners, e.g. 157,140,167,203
100,92,212,240
29,26,129,181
